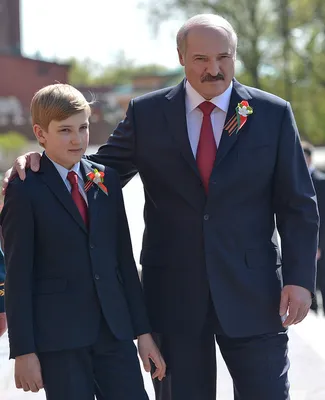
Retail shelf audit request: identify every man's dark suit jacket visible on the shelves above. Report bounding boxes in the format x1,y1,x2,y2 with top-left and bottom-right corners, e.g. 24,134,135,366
311,168,325,285
90,79,319,338
0,156,150,358
0,249,4,313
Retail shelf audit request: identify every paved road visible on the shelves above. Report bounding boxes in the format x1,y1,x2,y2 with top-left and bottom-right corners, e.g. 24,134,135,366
1,175,325,399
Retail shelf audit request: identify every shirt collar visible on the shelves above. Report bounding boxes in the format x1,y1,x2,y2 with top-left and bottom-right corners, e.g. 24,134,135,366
185,80,233,115
45,153,83,182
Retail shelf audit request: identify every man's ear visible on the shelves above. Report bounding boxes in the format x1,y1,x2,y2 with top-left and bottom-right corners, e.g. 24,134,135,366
33,124,46,146
177,48,185,66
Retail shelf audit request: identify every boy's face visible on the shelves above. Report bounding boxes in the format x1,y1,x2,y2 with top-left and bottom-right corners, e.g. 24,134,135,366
34,110,90,170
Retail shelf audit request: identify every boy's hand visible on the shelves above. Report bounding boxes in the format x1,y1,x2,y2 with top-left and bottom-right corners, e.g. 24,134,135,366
0,312,7,337
137,333,166,381
2,152,41,195
15,353,44,392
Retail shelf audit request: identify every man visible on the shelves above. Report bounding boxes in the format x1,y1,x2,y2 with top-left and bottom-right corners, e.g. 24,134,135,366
302,141,325,315
3,14,318,400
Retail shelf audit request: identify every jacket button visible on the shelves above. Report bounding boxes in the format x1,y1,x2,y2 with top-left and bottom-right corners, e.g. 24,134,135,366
204,214,209,221
90,243,95,249
94,274,100,280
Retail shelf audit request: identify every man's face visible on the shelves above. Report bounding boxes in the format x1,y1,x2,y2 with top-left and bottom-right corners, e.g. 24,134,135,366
34,110,89,169
178,26,235,100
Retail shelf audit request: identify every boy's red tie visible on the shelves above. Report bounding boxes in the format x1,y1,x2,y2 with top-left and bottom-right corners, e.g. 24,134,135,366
67,171,88,227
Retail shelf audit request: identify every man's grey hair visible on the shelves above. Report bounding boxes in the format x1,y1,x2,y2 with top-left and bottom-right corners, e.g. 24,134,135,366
176,14,238,55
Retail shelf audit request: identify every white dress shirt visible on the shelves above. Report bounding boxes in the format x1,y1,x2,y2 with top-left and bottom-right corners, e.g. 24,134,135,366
46,154,88,204
185,80,233,157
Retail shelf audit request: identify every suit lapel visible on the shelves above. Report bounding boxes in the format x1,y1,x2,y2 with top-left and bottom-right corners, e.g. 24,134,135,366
165,79,253,177
80,158,107,232
164,80,201,180
214,79,252,168
39,155,87,234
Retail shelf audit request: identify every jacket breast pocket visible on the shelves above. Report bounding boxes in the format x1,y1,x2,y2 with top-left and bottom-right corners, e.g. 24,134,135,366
238,143,270,157
238,144,274,174
34,278,67,294
245,246,279,270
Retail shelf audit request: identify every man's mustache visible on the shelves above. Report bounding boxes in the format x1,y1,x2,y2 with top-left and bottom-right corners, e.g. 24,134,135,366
201,73,224,82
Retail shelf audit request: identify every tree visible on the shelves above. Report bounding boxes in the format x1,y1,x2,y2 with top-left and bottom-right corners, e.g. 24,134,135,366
68,53,169,86
0,131,27,154
68,57,100,85
289,0,325,87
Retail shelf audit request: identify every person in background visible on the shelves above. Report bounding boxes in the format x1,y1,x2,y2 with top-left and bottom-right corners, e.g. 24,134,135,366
302,140,325,315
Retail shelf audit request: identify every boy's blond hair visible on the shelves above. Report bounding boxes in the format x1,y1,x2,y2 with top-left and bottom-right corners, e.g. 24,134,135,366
31,83,91,130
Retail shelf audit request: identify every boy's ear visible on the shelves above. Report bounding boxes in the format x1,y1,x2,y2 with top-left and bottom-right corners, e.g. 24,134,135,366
33,124,46,146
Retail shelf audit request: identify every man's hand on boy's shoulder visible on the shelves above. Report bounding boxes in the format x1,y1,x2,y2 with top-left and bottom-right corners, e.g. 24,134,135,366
137,333,166,381
15,352,44,393
0,312,7,337
2,152,41,195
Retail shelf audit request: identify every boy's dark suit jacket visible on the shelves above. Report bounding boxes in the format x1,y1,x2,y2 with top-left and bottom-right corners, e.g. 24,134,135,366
0,156,150,359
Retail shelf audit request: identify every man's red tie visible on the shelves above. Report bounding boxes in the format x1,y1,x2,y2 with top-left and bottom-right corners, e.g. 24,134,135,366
196,101,217,193
67,171,89,227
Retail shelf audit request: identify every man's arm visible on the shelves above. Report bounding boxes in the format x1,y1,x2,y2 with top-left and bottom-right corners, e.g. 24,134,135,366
2,152,42,194
0,180,36,357
273,102,319,325
88,101,138,187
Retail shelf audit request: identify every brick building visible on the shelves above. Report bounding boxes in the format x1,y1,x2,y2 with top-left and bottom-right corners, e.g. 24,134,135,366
0,55,69,110
0,0,70,140
0,0,183,146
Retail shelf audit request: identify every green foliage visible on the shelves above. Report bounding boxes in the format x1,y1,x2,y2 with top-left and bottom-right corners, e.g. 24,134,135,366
0,131,27,154
68,52,169,86
68,57,99,86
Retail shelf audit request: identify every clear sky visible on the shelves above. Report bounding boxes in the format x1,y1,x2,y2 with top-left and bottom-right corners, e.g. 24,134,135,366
21,0,184,69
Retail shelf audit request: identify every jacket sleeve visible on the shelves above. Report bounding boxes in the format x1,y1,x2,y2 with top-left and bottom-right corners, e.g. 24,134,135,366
88,101,138,187
273,102,319,294
313,178,325,252
112,170,151,336
0,181,36,358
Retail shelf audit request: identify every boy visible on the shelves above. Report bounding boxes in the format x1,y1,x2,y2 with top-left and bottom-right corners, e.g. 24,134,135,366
0,84,165,399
